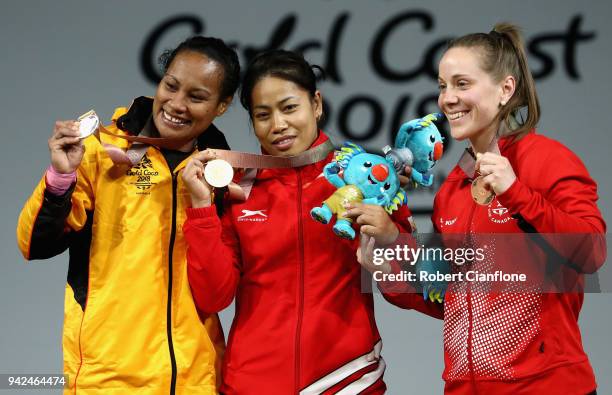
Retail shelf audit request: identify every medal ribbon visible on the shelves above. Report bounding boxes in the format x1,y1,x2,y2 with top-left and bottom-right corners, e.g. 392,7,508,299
96,115,334,201
84,111,334,201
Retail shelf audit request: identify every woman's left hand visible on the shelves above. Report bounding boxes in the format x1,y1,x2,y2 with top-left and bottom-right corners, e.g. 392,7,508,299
475,152,517,195
344,203,399,246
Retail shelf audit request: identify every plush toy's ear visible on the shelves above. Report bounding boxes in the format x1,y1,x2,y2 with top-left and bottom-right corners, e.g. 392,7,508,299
401,123,415,135
395,122,415,148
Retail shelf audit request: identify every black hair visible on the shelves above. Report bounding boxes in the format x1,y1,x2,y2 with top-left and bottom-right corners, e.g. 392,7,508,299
158,36,240,101
240,49,323,114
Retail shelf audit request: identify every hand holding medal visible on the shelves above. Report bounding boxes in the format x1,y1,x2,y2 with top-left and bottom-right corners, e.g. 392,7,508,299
472,151,517,205
49,120,86,175
182,150,222,208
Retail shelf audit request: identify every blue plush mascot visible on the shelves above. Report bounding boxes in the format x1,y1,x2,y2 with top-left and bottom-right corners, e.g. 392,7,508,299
310,143,406,240
384,112,444,187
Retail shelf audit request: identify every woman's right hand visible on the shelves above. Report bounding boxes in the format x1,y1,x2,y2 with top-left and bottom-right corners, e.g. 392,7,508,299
356,232,392,275
182,150,217,208
48,120,85,174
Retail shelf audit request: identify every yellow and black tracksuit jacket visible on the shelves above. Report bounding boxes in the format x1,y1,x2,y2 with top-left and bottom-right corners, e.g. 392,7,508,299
16,97,226,395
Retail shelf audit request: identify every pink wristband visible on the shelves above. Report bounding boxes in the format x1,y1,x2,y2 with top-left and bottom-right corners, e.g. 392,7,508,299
45,165,76,196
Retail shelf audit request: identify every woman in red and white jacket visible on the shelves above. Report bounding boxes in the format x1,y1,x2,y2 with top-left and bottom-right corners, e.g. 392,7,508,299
435,23,605,394
180,50,442,395
363,23,606,394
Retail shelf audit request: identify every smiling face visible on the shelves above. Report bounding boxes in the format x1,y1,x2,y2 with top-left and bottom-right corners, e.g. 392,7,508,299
343,153,399,205
250,76,322,157
437,46,510,146
152,51,229,149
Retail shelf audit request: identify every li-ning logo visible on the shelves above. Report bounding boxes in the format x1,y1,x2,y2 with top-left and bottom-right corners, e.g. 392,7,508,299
126,154,159,194
488,200,511,224
237,209,268,222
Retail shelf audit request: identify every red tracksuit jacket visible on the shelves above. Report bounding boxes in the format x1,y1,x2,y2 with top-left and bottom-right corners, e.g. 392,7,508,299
183,132,441,394
433,130,606,395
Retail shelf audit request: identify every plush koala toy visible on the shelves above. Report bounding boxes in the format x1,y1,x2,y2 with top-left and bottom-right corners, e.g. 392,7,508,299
310,142,406,240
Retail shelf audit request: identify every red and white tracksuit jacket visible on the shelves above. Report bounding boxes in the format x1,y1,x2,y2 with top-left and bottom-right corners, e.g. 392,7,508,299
433,130,606,395
183,132,441,395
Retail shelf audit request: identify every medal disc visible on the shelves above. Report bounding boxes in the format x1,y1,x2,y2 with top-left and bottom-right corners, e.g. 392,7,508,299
204,159,234,188
78,110,100,139
471,176,495,205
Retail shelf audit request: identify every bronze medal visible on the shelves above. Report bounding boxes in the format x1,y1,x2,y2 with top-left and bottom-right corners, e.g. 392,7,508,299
471,175,495,205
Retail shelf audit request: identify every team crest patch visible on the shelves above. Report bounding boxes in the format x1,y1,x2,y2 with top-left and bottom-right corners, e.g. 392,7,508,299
488,199,512,224
126,154,159,194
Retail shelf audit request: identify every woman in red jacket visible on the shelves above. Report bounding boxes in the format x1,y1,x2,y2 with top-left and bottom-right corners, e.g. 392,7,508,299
361,22,606,394
435,23,605,394
181,50,442,394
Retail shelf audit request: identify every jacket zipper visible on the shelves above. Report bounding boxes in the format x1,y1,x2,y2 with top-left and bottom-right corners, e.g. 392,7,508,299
294,169,305,394
167,173,179,395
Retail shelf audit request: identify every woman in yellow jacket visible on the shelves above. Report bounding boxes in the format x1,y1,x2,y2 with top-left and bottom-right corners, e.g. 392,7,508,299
16,36,240,395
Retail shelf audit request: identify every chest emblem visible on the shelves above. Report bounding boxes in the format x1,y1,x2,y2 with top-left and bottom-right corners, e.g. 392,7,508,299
488,200,512,224
126,154,160,195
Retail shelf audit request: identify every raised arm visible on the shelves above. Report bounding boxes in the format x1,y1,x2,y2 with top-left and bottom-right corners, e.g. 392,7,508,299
17,120,94,260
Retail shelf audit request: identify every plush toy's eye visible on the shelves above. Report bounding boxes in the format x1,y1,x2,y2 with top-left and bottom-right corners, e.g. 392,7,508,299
384,182,391,190
364,161,372,168
430,135,435,143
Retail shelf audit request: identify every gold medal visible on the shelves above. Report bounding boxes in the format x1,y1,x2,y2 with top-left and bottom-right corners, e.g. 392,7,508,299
204,159,234,188
471,175,495,205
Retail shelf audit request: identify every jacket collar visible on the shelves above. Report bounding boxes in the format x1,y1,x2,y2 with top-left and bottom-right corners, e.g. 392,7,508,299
453,126,535,180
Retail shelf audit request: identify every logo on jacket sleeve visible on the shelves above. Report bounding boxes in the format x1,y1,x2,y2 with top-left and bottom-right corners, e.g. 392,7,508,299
237,209,268,222
488,200,512,224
